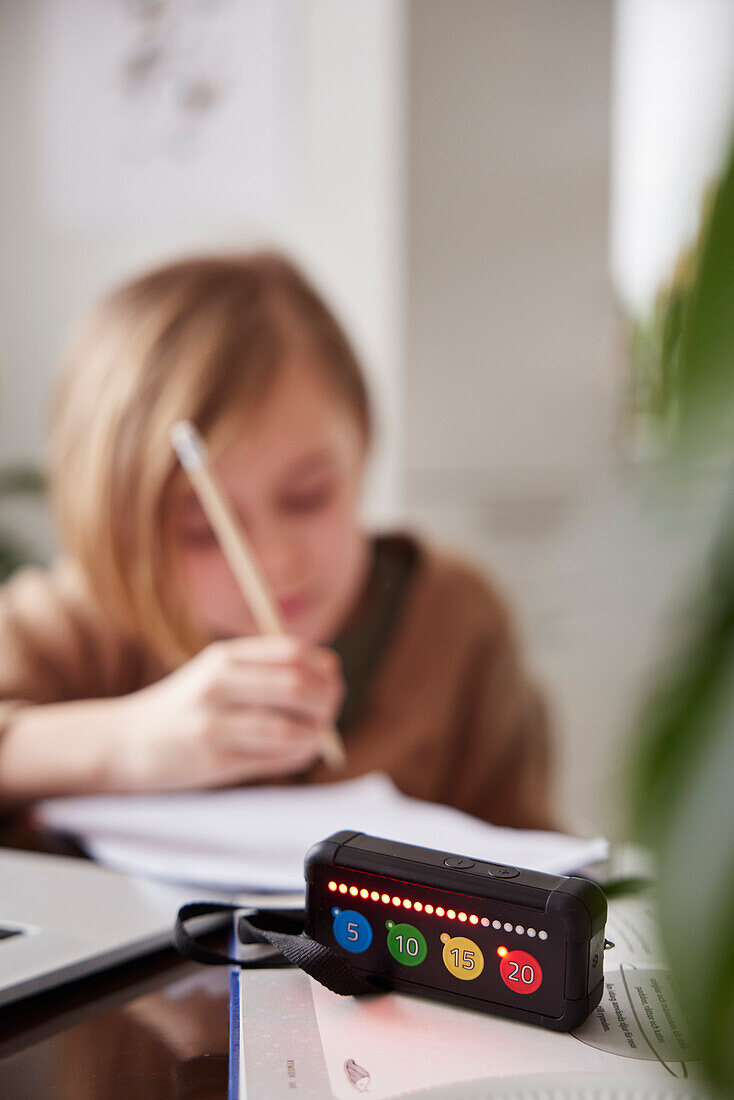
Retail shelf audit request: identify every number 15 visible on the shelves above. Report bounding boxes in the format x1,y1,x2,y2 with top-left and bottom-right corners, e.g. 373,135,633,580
450,948,475,970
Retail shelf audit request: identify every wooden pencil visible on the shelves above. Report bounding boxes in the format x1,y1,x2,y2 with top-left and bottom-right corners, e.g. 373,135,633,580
170,420,346,770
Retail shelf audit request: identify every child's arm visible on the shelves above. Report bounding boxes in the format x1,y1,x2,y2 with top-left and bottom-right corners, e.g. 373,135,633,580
0,638,341,797
0,564,342,800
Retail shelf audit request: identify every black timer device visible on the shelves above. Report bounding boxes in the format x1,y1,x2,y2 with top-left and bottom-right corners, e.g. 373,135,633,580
304,830,607,1031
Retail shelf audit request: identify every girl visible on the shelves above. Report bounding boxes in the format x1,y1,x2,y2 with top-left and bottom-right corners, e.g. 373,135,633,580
0,253,554,828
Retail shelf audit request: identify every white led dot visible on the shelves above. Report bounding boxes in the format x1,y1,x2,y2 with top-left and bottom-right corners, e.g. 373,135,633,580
492,920,501,930
527,928,536,937
515,925,524,935
480,917,490,927
539,930,548,940
504,922,513,932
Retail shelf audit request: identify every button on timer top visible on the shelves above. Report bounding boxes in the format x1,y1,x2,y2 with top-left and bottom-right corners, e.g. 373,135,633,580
487,865,520,878
443,857,475,869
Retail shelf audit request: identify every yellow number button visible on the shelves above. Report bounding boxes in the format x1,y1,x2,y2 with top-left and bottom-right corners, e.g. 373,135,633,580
440,933,484,980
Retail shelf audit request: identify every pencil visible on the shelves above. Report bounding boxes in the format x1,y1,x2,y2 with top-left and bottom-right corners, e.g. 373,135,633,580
170,420,346,770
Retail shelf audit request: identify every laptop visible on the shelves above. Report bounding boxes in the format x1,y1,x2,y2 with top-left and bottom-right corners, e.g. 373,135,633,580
0,846,202,1007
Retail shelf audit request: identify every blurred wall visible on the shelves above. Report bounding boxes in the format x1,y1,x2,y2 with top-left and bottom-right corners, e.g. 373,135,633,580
0,0,405,538
611,0,734,317
405,0,619,832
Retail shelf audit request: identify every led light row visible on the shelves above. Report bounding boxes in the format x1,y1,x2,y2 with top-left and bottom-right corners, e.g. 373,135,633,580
491,919,548,940
326,881,548,939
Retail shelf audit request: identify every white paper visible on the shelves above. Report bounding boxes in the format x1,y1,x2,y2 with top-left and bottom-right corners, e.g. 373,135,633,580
36,772,607,892
38,0,292,226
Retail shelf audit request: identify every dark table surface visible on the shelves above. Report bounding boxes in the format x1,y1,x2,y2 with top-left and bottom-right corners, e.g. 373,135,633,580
0,818,232,1100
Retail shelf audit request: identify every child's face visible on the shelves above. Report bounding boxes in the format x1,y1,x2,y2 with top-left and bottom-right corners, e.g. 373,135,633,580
177,358,370,645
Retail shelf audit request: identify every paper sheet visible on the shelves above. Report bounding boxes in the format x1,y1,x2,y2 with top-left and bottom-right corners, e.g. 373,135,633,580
36,773,607,891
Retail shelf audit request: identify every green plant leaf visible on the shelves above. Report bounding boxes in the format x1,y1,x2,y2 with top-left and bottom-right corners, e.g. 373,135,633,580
675,141,734,447
0,466,45,498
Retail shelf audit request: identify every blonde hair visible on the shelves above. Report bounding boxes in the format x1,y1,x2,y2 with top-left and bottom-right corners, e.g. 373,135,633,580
49,252,371,663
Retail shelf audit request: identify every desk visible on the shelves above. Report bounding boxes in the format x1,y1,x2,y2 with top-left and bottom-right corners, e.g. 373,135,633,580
0,936,231,1099
0,827,652,1100
0,819,231,1099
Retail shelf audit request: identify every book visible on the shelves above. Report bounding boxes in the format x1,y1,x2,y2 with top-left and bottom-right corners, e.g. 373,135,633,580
230,893,710,1099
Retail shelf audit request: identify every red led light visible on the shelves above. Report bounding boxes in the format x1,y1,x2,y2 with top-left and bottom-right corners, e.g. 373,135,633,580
497,946,508,958
326,876,489,932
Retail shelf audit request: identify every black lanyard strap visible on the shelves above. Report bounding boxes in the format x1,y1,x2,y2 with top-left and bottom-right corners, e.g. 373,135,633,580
174,901,382,997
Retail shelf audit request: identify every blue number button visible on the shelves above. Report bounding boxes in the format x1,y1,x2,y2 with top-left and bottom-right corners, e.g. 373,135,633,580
332,908,373,953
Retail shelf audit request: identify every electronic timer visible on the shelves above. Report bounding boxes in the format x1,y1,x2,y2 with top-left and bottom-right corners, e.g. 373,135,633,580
304,831,607,1031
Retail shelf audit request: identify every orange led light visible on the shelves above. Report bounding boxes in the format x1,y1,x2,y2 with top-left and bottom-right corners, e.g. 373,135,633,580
497,946,508,958
328,881,486,926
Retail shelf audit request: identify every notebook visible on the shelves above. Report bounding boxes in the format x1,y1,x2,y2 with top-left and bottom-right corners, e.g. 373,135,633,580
36,773,608,892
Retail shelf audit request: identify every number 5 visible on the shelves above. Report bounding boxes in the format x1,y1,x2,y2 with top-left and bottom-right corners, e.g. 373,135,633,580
462,950,475,970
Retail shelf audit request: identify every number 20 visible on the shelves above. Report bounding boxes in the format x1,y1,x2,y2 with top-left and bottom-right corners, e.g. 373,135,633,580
507,961,535,984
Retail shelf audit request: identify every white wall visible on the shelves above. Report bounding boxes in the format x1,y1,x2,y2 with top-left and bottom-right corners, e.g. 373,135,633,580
406,0,616,490
611,0,734,316
0,0,406,539
405,0,621,834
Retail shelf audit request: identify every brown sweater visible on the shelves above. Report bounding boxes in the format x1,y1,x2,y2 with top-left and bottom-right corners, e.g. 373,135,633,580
0,535,555,830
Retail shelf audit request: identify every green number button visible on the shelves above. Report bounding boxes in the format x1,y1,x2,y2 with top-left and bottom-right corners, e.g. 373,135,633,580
386,921,427,966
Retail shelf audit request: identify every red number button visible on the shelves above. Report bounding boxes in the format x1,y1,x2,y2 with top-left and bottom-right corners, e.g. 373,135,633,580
499,949,542,994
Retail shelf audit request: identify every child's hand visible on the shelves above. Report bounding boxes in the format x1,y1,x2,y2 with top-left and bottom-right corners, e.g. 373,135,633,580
114,636,345,790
